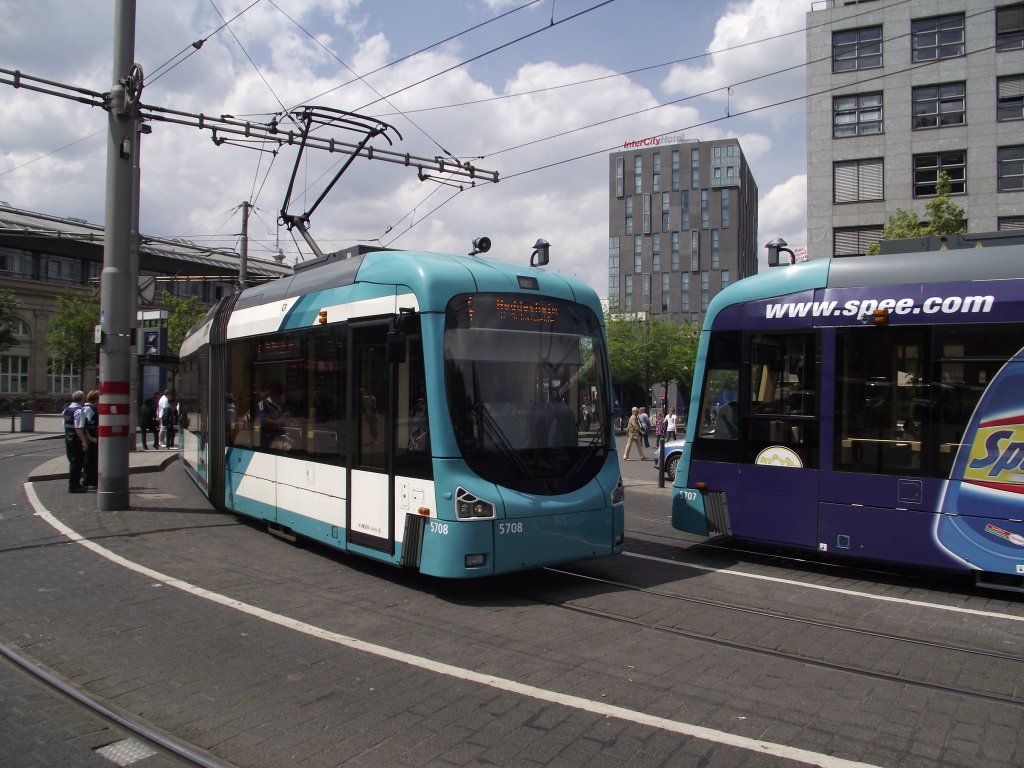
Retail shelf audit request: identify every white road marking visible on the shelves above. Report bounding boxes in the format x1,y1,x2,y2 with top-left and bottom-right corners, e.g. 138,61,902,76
625,551,1024,623
25,482,881,768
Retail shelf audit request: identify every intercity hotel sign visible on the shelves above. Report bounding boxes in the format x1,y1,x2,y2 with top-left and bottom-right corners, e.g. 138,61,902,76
622,133,688,149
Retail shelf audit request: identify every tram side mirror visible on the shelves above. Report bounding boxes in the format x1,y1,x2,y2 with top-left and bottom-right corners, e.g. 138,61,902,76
531,238,550,267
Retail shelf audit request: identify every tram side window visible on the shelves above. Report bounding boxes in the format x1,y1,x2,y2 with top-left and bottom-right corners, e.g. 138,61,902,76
250,333,307,455
306,326,346,463
227,340,252,448
931,325,1024,476
692,331,741,462
393,322,431,479
744,333,817,467
834,329,925,475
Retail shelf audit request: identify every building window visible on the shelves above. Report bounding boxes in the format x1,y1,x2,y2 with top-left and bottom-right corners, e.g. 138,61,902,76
998,146,1024,191
912,14,965,62
832,26,882,72
634,235,643,273
721,270,731,291
680,273,690,313
0,355,29,393
615,157,624,198
999,216,1024,229
998,75,1024,121
834,158,883,203
624,196,633,236
624,275,633,313
721,188,730,228
0,246,34,279
700,189,709,229
913,151,966,197
42,254,79,283
700,271,710,312
47,359,78,395
661,273,670,312
833,226,883,257
642,193,652,234
608,237,620,308
642,273,651,310
671,232,680,271
652,234,661,273
634,155,643,194
711,230,720,269
691,147,700,188
681,189,690,229
652,152,661,193
662,192,670,231
997,4,1024,51
691,230,700,272
833,92,883,137
912,82,965,129
671,150,680,191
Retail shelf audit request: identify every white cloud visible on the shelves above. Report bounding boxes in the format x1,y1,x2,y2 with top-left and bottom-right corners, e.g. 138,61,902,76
1,0,808,297
757,173,807,270
661,0,807,128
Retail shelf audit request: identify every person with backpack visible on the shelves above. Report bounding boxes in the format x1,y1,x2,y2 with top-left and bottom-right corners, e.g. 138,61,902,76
82,389,100,489
62,391,87,493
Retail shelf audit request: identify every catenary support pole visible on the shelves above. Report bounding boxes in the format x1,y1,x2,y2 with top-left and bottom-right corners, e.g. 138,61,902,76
98,0,137,511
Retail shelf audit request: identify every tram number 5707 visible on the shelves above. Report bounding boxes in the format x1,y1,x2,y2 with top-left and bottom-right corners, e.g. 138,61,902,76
499,522,524,535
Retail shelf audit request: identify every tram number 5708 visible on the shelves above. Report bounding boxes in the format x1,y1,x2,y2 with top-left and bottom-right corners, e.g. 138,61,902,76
499,522,524,535
429,521,449,535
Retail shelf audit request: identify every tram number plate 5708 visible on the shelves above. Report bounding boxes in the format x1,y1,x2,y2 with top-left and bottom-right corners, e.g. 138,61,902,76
499,522,524,535
429,521,449,535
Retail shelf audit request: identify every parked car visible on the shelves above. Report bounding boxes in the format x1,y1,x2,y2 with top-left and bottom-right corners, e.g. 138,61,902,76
653,438,686,481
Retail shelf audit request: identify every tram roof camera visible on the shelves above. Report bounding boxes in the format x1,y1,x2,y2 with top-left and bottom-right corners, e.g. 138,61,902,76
469,236,491,256
765,236,795,268
531,238,550,267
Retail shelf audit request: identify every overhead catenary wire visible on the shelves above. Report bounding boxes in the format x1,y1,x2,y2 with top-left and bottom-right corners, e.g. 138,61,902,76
146,0,263,87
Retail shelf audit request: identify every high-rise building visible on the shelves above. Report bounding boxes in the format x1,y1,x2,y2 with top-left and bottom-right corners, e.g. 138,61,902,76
608,136,758,325
806,0,1024,259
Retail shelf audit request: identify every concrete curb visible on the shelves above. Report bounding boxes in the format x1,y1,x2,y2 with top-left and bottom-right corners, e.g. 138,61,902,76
27,452,179,482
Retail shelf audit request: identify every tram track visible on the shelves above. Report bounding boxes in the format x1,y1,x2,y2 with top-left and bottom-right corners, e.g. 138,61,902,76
529,565,1024,710
624,523,980,588
0,640,229,768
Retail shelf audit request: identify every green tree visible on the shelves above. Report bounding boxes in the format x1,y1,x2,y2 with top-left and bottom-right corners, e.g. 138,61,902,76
159,290,207,358
0,289,20,353
159,290,209,392
46,290,100,391
868,171,967,254
606,312,701,409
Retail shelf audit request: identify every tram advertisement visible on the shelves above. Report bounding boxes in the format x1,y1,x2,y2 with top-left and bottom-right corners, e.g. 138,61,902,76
937,345,1024,575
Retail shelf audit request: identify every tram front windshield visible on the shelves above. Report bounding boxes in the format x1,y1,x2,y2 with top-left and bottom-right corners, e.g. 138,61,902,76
444,293,610,495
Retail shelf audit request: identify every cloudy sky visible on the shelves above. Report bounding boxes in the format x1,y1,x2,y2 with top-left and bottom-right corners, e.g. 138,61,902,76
0,0,809,294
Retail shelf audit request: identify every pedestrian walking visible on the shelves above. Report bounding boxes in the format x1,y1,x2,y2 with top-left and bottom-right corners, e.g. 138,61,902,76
62,391,87,493
623,406,647,461
162,395,178,449
157,389,169,448
638,406,651,448
139,397,155,449
666,408,678,440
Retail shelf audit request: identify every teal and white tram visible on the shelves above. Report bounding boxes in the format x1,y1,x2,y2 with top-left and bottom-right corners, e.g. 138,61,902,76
177,244,624,577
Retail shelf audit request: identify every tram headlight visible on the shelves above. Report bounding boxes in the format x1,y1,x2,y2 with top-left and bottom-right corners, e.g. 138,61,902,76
611,476,625,505
454,487,496,520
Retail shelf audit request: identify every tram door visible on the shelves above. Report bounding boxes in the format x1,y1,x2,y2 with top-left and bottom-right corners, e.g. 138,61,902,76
348,322,394,553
